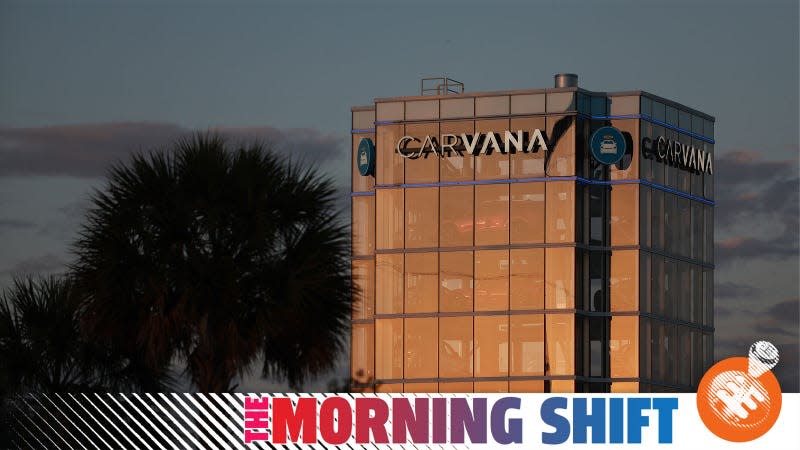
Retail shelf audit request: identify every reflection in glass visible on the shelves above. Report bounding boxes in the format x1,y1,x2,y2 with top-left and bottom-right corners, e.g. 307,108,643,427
375,318,403,379
546,248,574,309
475,250,509,311
546,313,574,375
474,316,509,377
376,189,403,249
440,251,473,312
352,324,374,383
440,186,473,247
405,187,438,248
610,316,638,378
510,314,544,376
405,318,438,378
376,124,404,184
510,249,544,310
439,316,473,378
405,253,438,313
352,196,375,255
546,181,575,243
510,182,544,243
352,259,374,320
376,254,403,314
476,184,509,246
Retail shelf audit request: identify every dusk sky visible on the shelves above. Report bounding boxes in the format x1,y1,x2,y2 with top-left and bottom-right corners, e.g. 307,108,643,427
1,0,797,391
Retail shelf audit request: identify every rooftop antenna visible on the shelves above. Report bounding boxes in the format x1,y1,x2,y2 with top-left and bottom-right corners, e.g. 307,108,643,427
420,77,464,96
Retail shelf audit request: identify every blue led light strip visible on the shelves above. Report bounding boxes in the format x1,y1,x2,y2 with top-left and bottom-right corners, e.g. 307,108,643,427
352,177,714,205
355,113,715,144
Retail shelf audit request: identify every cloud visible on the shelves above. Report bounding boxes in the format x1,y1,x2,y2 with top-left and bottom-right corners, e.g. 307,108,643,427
0,122,346,178
713,150,799,264
0,219,35,232
0,253,67,278
753,298,800,338
715,281,760,299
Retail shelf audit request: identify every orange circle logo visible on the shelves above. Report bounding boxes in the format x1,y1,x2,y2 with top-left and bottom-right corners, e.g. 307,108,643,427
697,342,782,442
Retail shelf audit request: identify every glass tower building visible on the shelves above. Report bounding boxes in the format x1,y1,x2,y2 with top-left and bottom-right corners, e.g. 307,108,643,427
350,75,714,393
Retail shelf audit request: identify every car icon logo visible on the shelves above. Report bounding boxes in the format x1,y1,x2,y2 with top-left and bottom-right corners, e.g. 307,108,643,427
599,136,617,154
359,152,368,165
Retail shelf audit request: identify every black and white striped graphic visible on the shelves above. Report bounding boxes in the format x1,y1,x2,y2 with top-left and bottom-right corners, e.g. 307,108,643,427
3,393,450,449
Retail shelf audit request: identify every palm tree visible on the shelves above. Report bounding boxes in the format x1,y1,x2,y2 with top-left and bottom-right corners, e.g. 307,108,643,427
72,134,351,392
0,275,172,446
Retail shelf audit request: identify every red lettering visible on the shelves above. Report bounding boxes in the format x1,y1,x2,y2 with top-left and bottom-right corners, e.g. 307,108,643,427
319,397,353,444
272,398,317,444
355,398,389,443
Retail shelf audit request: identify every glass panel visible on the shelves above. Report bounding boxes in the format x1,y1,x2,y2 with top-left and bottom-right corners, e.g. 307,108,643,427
640,186,651,248
651,101,666,122
440,251,473,312
352,323,374,383
474,315,509,377
375,318,403,379
664,258,677,319
641,96,652,117
404,122,440,184
509,380,544,393
704,204,714,263
440,185,474,247
678,263,691,321
651,188,664,250
352,259,374,320
376,253,403,314
590,96,607,116
475,184,509,246
405,317,438,379
640,318,651,380
546,314,574,375
666,105,678,126
439,382,473,393
546,115,576,176
679,110,691,131
376,188,403,249
510,93,545,114
352,196,375,255
475,96,509,116
611,382,638,393
611,250,638,311
404,383,437,393
545,247,574,309
376,101,403,121
475,249,509,311
610,316,638,378
546,181,575,243
353,110,375,129
678,326,691,386
475,119,511,180
440,120,475,181
651,125,666,185
547,92,575,112
405,187,438,248
652,256,665,316
548,380,574,393
474,381,508,393
640,252,651,313
609,96,639,115
405,252,438,313
510,117,547,178
439,316,473,378
405,100,438,120
510,248,544,310
510,182,545,243
609,118,639,180
375,383,403,393
610,184,639,246
376,124,404,184
510,314,544,376
352,134,376,192
440,97,474,119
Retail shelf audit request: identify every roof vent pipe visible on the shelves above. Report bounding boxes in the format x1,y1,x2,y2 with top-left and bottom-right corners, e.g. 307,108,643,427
554,73,578,88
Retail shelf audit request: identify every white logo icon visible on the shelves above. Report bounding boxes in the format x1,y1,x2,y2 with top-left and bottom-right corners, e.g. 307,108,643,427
599,136,618,154
708,341,779,424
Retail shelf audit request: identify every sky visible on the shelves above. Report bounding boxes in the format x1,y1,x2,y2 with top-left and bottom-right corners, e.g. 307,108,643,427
0,0,798,391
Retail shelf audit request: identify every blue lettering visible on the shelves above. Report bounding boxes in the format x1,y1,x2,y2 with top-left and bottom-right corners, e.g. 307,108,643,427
491,397,522,444
653,398,678,443
627,398,651,443
541,397,570,445
573,398,606,444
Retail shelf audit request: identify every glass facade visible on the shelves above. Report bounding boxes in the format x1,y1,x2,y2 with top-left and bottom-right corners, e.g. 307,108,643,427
351,88,714,393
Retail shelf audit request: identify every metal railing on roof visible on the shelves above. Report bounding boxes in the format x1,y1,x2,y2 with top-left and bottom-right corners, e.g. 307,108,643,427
420,77,464,96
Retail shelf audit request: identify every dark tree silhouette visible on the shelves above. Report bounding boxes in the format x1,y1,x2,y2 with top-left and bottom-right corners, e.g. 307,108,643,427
72,134,351,392
0,275,172,446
